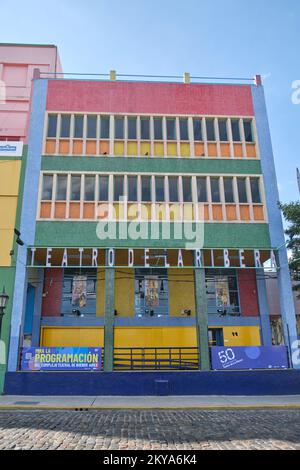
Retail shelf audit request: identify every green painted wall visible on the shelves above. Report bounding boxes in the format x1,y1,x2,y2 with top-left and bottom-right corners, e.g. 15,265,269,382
0,267,16,393
42,156,262,175
0,146,28,393
35,221,271,249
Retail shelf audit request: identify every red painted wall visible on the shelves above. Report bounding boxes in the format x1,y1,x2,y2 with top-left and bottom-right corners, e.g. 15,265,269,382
238,270,259,317
46,80,254,116
41,268,63,317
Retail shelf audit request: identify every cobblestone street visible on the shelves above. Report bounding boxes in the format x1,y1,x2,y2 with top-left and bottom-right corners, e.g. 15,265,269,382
0,408,299,450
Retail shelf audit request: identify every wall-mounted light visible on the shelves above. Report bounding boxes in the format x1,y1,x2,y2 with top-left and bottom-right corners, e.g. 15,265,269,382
14,228,24,246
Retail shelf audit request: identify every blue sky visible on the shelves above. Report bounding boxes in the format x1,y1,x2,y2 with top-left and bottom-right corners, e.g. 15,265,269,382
1,0,299,201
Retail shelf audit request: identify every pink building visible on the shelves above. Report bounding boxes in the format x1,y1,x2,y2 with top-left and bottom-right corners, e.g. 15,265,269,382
267,277,300,316
267,276,300,344
0,43,62,141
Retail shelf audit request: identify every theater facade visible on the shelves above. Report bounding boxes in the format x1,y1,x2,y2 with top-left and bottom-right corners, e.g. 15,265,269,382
4,72,299,394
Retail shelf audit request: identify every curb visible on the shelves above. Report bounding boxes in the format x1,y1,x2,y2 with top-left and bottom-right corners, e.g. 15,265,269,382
1,404,300,411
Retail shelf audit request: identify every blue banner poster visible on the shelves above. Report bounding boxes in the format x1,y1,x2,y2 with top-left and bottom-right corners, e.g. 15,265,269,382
211,346,288,370
21,347,102,371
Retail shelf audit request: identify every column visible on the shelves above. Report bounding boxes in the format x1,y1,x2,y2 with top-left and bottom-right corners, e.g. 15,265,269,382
256,268,272,346
252,84,299,367
194,266,210,370
8,78,48,371
103,249,115,371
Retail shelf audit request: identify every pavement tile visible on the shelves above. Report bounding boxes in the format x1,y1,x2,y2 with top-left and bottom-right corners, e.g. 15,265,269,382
0,409,299,450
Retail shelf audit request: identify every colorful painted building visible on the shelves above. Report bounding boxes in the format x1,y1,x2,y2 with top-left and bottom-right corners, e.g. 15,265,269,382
3,70,299,394
0,44,62,392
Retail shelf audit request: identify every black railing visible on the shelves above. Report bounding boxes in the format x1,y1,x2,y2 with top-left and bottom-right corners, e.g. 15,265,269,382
113,347,199,370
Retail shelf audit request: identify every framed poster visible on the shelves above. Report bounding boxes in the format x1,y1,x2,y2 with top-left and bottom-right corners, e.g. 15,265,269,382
21,347,102,371
211,346,288,370
72,275,87,308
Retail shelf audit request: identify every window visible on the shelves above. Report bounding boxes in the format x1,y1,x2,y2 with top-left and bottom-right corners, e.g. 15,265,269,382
128,117,137,140
42,175,53,200
206,269,240,315
135,269,169,317
243,120,254,142
231,119,241,141
114,176,124,201
154,118,163,140
155,177,165,202
250,178,261,203
182,177,192,202
218,119,228,141
193,118,202,141
128,176,138,201
99,176,109,201
47,115,57,138
74,115,83,138
196,177,207,202
56,175,67,201
210,177,220,203
166,119,176,140
85,176,95,201
179,119,189,140
168,177,179,202
115,117,124,139
61,269,96,316
100,116,110,139
206,119,215,141
224,178,234,203
87,115,97,138
60,115,71,138
141,176,151,202
237,178,248,203
141,117,150,140
70,175,81,201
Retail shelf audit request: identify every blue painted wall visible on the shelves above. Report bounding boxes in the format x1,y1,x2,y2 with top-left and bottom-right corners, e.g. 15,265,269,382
5,370,300,396
7,79,48,371
251,84,299,367
23,285,35,335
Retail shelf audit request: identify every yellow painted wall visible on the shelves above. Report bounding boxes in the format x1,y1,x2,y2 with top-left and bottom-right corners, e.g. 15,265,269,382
115,268,135,316
115,325,260,348
140,142,151,155
114,141,124,155
223,326,261,346
154,142,164,156
169,204,181,221
180,143,190,157
169,268,195,316
96,268,134,316
40,325,260,348
167,143,177,156
0,160,21,266
114,326,197,348
0,160,21,195
41,327,104,347
183,203,194,220
127,142,138,156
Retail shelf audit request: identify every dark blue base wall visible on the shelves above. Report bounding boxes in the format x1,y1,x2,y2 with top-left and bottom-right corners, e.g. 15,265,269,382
4,370,300,396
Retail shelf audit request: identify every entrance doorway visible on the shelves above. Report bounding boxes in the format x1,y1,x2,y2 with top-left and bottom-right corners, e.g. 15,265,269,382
208,328,224,346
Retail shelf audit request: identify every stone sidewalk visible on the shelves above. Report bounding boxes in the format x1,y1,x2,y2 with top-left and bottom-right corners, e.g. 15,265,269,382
0,408,299,450
1,394,300,409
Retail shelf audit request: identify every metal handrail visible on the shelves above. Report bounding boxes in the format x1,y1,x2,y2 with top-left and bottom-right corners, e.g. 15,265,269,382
113,347,199,370
38,71,255,85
